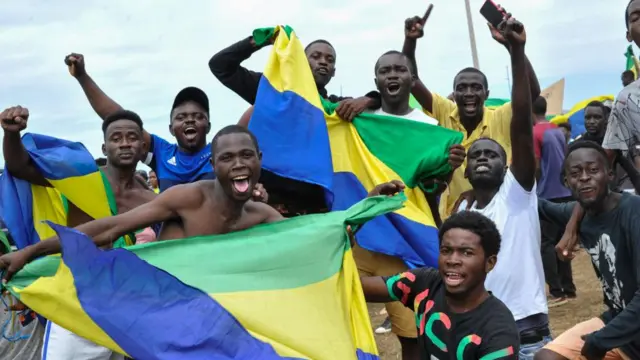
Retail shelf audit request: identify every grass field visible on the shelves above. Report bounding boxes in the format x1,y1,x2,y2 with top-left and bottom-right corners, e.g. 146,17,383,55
368,251,602,359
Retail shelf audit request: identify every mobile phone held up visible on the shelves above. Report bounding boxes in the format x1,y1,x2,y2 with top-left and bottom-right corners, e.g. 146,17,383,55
480,0,507,29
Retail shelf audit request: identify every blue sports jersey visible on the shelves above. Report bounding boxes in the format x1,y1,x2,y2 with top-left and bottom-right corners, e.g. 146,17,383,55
144,134,214,192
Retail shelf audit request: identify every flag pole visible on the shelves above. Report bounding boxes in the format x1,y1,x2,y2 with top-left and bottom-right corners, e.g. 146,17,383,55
464,0,480,69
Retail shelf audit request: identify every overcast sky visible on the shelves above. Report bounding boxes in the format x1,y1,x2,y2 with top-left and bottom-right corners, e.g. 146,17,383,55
0,0,631,167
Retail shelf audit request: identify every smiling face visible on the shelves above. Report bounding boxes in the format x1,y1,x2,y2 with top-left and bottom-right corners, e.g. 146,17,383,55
374,53,414,107
465,139,507,190
563,148,613,209
211,133,262,202
102,119,144,168
305,42,336,88
453,71,488,120
438,228,494,296
584,106,607,137
170,101,210,152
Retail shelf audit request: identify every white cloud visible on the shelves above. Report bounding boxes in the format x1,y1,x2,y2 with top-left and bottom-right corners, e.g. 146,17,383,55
0,0,631,167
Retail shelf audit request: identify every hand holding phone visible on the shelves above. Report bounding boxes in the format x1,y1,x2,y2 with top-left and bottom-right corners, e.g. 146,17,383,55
480,0,507,29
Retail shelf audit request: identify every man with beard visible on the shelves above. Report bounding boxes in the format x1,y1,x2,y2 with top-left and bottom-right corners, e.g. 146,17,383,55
402,8,541,219
1,106,154,360
64,54,214,192
534,141,640,360
360,210,519,360
453,17,551,358
353,50,465,360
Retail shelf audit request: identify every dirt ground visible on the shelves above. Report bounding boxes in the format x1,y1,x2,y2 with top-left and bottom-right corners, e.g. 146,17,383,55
368,251,602,359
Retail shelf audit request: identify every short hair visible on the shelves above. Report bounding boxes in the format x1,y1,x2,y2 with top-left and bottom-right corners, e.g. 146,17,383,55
626,0,637,29
102,110,144,135
439,211,501,258
557,122,572,132
211,125,260,158
453,67,489,90
585,100,607,117
95,157,107,167
304,39,335,53
471,137,507,162
623,70,635,78
136,170,148,181
532,96,547,116
374,50,414,75
561,140,611,177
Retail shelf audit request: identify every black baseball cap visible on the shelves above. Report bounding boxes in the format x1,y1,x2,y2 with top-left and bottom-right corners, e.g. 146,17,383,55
171,87,209,114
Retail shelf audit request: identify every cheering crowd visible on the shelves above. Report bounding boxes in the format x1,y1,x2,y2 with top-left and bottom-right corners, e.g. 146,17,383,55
2,1,640,360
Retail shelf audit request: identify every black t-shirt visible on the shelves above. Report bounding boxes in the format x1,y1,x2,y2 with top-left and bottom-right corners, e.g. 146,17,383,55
384,268,519,360
539,193,640,357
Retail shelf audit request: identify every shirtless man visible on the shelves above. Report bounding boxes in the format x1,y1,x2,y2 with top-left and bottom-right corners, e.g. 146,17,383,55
0,124,399,274
1,106,154,360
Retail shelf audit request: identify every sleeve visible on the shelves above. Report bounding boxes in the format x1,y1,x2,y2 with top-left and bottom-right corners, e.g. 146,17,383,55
533,126,543,159
383,267,438,309
425,93,457,125
538,198,576,228
499,168,537,209
477,308,520,360
602,88,640,152
586,209,640,352
208,36,264,105
144,134,174,172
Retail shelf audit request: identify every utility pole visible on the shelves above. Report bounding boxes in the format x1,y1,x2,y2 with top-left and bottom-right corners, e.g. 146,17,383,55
464,0,480,69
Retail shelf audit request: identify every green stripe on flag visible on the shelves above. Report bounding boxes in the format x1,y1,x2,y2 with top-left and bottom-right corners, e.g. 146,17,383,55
353,113,463,188
9,195,405,296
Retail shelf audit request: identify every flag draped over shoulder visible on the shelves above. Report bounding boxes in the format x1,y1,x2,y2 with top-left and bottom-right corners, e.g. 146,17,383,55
0,133,132,249
248,25,463,268
550,95,614,138
6,196,404,360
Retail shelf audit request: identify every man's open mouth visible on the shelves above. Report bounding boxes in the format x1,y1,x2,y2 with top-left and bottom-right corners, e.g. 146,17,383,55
184,127,198,141
231,175,251,193
386,82,401,95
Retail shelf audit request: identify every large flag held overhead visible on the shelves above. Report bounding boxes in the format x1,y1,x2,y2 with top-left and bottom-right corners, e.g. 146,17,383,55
550,95,615,138
5,195,405,359
0,134,133,250
249,26,463,269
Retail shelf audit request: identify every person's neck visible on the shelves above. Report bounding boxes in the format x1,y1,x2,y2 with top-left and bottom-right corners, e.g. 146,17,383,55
317,83,327,97
213,179,245,222
534,115,547,124
587,130,605,140
446,284,490,313
584,192,622,216
473,186,500,209
381,100,411,116
178,143,206,154
103,164,137,189
459,113,483,134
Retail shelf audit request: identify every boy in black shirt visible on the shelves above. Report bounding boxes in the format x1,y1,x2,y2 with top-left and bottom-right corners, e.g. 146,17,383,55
360,211,519,360
535,141,640,360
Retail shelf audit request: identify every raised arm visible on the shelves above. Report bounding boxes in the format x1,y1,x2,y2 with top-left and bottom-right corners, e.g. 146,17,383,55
208,36,270,105
504,19,535,190
487,25,540,101
403,6,434,113
65,53,152,154
0,106,49,186
0,185,193,282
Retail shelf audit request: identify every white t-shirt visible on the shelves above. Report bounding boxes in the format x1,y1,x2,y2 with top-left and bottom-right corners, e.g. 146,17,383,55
371,108,438,125
458,170,548,321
